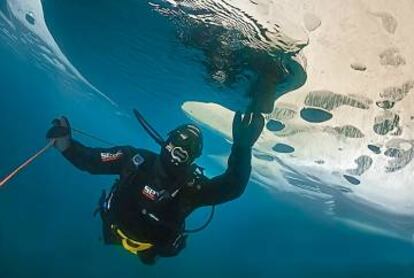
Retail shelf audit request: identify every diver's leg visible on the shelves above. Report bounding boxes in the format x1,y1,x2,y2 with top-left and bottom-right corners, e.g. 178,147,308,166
139,248,158,265
158,234,187,257
138,234,186,265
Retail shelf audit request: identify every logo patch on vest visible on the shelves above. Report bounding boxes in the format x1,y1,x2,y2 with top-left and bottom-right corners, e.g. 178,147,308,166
132,154,144,168
100,151,123,162
142,185,159,201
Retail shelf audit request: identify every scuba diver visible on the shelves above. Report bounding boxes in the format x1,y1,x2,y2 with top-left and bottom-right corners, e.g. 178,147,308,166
46,110,264,265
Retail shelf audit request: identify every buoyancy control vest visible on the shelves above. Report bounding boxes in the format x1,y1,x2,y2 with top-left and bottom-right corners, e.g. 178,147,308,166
100,150,204,253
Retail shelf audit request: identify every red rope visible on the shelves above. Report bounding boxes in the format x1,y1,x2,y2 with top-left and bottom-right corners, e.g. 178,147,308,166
0,140,55,188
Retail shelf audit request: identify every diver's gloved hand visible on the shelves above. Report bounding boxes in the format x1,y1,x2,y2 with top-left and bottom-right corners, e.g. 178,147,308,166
232,112,264,148
46,116,72,152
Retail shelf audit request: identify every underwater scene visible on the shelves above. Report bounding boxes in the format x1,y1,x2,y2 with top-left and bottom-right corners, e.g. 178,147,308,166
1,0,414,277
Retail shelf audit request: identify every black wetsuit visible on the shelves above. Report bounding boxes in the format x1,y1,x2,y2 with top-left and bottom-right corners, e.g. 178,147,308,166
62,140,252,259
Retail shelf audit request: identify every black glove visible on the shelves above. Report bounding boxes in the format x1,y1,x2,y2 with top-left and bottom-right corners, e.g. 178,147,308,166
232,112,264,148
46,116,72,152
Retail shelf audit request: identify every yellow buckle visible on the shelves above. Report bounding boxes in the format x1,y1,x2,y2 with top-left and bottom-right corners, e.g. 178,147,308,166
112,225,153,254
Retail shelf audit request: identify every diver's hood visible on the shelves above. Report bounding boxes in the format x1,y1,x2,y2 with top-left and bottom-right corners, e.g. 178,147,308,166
160,124,203,171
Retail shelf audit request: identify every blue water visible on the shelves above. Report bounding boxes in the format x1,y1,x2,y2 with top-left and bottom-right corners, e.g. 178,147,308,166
300,107,333,123
272,143,295,154
266,120,285,132
1,1,414,277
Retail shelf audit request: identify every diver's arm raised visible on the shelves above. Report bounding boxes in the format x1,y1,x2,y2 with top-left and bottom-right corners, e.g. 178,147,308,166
190,112,264,206
46,117,134,175
191,144,252,206
62,141,135,175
